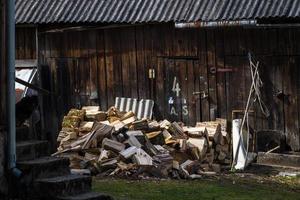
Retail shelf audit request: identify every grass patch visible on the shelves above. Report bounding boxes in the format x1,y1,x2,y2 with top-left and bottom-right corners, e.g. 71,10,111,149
93,178,300,200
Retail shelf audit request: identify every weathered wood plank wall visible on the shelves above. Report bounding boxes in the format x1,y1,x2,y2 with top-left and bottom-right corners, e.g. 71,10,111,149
16,28,36,59
16,24,300,151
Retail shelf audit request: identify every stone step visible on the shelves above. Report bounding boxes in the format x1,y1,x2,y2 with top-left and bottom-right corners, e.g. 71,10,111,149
16,126,30,142
16,140,49,161
57,192,113,200
17,156,70,182
257,152,300,168
34,175,92,199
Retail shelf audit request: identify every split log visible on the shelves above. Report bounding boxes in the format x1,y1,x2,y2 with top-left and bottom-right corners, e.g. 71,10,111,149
146,131,164,145
120,146,138,159
168,122,186,138
131,119,149,130
98,149,109,162
102,138,125,153
126,135,142,148
79,121,94,132
133,148,153,166
125,130,145,144
187,138,208,160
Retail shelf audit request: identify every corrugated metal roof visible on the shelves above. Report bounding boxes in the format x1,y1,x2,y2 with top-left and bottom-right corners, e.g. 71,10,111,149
16,0,300,24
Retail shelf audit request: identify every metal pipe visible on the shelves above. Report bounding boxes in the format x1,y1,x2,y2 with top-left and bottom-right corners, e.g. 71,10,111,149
6,0,21,177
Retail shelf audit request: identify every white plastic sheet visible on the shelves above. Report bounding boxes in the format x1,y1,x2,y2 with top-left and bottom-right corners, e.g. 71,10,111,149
232,119,247,170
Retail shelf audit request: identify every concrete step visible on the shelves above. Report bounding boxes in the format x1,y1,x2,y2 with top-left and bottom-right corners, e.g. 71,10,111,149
248,163,300,175
57,192,113,200
16,140,49,161
17,156,70,181
16,125,30,142
257,152,300,168
34,175,92,199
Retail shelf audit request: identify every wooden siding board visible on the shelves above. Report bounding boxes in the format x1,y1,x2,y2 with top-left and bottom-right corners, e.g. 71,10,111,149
97,30,108,110
135,26,148,99
187,60,196,125
206,29,217,120
283,57,300,151
215,28,227,119
104,29,115,107
270,56,284,131
88,31,99,106
155,57,165,120
199,30,209,121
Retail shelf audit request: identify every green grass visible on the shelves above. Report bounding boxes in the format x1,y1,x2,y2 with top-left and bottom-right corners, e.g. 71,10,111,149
93,178,300,200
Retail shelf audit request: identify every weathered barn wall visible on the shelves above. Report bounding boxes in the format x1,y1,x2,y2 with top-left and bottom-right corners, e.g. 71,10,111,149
16,27,36,59
33,24,300,151
0,0,8,196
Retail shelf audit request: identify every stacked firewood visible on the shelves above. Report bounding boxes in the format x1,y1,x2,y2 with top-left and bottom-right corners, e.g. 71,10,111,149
53,106,231,179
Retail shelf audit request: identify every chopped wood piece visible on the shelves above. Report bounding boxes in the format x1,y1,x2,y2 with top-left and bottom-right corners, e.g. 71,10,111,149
91,111,107,122
98,149,109,162
144,138,159,156
131,119,149,130
110,120,125,132
146,131,164,145
126,135,142,148
168,122,186,138
125,130,145,144
162,130,172,141
82,106,100,112
120,111,135,121
148,120,160,129
102,138,126,153
120,146,138,159
84,152,98,161
187,138,208,160
178,139,187,151
213,124,225,145
121,116,136,125
197,171,217,176
153,153,173,177
153,145,169,154
133,148,153,166
159,120,171,129
172,160,180,170
100,158,118,169
180,160,194,177
79,121,94,132
62,116,81,128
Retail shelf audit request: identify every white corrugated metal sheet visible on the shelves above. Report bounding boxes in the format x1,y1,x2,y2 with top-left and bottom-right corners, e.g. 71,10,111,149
115,97,154,119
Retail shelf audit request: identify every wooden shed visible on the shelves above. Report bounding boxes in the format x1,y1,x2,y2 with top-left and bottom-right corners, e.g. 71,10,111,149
15,0,300,151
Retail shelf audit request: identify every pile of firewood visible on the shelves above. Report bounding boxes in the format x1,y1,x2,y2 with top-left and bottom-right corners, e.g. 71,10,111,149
53,106,231,179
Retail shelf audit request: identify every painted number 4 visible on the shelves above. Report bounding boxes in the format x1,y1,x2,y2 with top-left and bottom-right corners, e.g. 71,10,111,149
172,77,181,97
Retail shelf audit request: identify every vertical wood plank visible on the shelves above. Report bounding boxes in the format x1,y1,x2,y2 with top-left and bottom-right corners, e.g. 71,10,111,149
283,57,300,151
135,26,148,99
187,60,196,125
199,30,209,121
215,28,227,118
155,57,165,120
206,29,217,120
97,30,108,110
